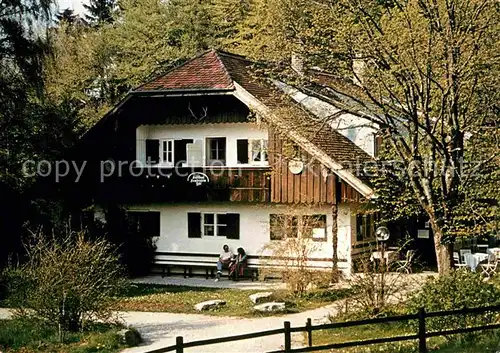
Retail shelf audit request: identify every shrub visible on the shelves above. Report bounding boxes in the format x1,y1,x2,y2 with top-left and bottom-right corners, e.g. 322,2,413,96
406,269,500,337
341,250,411,318
8,233,127,341
260,213,332,296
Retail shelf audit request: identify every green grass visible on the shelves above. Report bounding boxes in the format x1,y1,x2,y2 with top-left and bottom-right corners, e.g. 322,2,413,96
115,283,351,317
305,323,500,352
0,319,130,353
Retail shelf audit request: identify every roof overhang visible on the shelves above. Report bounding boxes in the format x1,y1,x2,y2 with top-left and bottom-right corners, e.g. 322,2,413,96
232,81,375,200
130,88,235,97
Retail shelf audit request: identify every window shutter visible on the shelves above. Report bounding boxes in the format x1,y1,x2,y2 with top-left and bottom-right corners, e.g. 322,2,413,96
187,212,201,238
187,139,203,167
174,139,193,165
237,139,249,164
142,212,160,237
145,139,160,164
225,213,240,239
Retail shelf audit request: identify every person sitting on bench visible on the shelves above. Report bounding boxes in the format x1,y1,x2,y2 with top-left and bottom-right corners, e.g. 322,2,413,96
215,244,234,281
229,247,247,281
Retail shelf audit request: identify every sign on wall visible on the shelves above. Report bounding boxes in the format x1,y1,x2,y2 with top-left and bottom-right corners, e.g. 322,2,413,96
187,172,210,186
288,159,304,174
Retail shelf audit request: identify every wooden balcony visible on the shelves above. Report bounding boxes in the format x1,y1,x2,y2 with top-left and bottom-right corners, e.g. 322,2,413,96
95,167,271,203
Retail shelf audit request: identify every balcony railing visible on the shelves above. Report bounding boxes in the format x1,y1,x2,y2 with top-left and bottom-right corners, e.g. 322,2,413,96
96,166,271,203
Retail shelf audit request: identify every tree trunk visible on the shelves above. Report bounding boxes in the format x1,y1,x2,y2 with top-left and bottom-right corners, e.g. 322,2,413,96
331,204,339,282
431,222,453,275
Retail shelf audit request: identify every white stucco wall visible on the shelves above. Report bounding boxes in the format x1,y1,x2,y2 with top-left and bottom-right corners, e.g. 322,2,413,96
136,123,268,167
126,202,352,265
274,81,378,157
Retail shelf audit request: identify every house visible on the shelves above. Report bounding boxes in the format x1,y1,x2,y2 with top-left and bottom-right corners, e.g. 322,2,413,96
72,49,381,276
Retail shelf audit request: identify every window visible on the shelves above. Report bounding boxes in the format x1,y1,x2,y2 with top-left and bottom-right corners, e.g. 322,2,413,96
206,137,226,165
270,214,327,241
270,214,298,240
303,215,327,241
356,213,377,242
203,213,228,236
237,139,268,165
161,139,174,165
188,212,239,239
251,139,268,163
127,211,160,237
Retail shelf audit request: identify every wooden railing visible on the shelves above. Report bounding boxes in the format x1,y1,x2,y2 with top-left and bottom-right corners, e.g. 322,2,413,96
144,304,500,353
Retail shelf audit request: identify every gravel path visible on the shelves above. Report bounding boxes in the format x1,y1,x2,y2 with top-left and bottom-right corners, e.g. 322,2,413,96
120,304,338,353
0,305,336,353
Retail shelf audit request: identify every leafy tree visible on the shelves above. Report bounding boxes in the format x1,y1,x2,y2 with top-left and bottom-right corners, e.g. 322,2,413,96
44,22,121,126
56,8,77,24
1,0,53,267
56,8,87,27
264,0,499,274
0,0,84,267
84,0,116,25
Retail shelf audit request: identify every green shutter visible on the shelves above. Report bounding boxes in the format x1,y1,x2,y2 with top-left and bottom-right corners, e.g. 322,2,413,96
237,139,249,164
145,139,160,164
225,213,240,239
187,212,201,238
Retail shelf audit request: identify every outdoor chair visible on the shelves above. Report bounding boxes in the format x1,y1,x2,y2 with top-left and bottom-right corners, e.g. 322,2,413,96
453,252,468,269
393,250,415,274
477,244,489,253
480,257,499,278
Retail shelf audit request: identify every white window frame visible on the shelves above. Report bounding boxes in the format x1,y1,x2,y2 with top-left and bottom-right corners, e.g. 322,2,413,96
202,212,227,237
161,139,174,166
249,139,268,166
205,137,226,166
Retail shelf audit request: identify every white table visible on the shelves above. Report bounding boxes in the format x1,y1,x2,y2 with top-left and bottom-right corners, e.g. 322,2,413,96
464,253,489,271
370,251,398,264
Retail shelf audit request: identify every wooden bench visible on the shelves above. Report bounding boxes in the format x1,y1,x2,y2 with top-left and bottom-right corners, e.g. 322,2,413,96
153,252,258,281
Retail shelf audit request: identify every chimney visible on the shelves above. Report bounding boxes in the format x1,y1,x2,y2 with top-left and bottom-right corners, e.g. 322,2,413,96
291,52,305,76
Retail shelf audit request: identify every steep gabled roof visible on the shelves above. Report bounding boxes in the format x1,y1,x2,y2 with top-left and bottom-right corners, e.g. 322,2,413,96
135,50,234,92
128,50,375,197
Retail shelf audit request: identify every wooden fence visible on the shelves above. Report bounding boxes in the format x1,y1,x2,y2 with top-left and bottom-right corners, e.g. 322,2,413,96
145,304,500,353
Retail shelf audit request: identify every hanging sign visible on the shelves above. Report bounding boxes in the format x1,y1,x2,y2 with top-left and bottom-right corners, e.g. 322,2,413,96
187,172,210,186
288,159,304,174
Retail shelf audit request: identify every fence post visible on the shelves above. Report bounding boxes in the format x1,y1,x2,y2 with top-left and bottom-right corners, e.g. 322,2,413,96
284,321,291,352
306,318,312,347
418,307,427,353
176,336,184,353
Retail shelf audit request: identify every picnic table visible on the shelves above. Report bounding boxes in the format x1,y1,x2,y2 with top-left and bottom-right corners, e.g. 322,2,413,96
370,251,398,265
464,253,489,271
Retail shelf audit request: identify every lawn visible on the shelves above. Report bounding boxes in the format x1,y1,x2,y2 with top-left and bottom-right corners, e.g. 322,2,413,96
0,319,130,353
304,323,500,352
115,283,352,317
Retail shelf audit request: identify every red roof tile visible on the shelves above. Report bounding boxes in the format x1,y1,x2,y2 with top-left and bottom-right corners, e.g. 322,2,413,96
135,50,234,92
